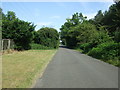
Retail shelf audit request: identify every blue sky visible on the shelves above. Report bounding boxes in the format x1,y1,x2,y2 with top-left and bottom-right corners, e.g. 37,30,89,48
2,2,114,32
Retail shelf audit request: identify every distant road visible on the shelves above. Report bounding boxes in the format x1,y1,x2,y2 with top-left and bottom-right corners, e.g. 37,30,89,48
34,46,118,88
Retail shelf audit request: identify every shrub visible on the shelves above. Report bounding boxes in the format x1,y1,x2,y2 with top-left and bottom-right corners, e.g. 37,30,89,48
107,60,120,67
88,47,103,59
114,29,120,43
79,42,96,53
88,42,120,61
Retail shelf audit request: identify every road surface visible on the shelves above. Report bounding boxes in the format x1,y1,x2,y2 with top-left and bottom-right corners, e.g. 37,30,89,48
34,46,118,88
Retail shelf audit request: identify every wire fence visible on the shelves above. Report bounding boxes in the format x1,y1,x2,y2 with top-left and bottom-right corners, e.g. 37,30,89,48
2,39,14,50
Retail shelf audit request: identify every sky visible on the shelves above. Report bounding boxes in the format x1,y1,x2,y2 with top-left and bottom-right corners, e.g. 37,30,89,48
1,1,114,32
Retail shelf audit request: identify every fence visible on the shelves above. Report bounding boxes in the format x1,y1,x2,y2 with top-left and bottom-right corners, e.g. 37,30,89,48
2,39,14,50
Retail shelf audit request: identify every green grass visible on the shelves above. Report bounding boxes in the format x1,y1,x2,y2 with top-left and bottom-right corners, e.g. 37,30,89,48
74,48,83,53
106,60,120,67
2,50,57,88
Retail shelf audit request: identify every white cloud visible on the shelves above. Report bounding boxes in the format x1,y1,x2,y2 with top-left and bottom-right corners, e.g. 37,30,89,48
83,13,97,19
50,16,61,19
35,22,53,30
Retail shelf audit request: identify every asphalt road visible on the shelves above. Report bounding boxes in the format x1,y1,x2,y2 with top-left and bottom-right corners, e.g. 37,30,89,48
34,46,118,88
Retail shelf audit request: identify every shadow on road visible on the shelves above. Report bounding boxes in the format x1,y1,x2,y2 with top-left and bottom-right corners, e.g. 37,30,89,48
59,45,68,48
59,45,83,54
59,45,77,49
59,45,75,49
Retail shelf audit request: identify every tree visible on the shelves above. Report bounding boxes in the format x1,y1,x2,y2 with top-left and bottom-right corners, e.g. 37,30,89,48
2,11,36,50
113,0,120,3
75,22,98,44
34,27,59,48
32,31,39,43
92,2,120,42
94,10,104,26
6,11,16,21
60,12,87,47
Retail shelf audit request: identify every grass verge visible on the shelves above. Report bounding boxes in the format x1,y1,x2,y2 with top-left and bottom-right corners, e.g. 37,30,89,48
74,48,83,53
2,50,57,88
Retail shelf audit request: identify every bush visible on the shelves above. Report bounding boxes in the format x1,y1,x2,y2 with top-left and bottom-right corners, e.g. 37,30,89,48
88,42,120,61
79,43,96,53
107,60,120,67
34,27,59,49
88,47,103,59
30,43,53,50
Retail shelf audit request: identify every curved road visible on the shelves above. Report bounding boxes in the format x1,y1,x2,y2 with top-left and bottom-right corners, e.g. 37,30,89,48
34,46,118,88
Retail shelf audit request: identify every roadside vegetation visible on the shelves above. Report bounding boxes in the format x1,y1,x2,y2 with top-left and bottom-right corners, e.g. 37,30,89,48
1,7,59,88
1,1,119,88
32,27,59,49
1,8,59,50
60,2,120,66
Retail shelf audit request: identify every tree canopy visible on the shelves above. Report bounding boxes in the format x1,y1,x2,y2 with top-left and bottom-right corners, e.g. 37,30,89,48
2,10,36,50
33,27,59,48
60,2,120,66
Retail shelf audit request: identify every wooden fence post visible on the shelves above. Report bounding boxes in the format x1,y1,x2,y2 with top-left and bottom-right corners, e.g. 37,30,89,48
8,39,10,50
1,39,3,50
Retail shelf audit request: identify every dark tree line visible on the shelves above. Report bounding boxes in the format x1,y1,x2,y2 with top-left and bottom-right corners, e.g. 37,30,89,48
60,2,120,66
2,10,36,50
33,27,59,49
90,1,120,42
1,9,59,50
